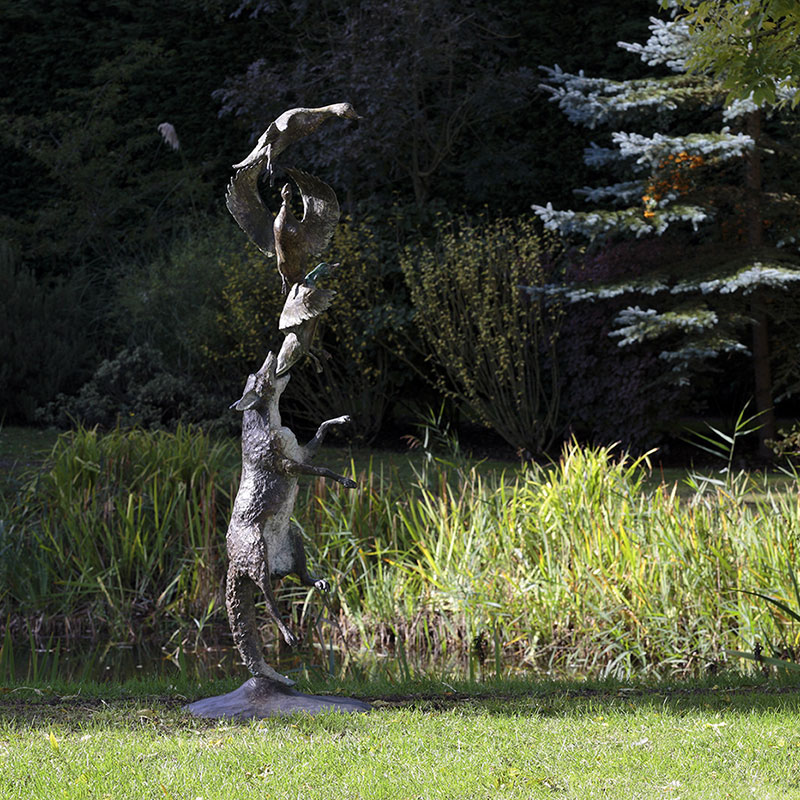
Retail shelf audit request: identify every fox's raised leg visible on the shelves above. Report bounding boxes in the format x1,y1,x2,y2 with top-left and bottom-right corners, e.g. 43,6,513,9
303,415,351,459
280,457,356,489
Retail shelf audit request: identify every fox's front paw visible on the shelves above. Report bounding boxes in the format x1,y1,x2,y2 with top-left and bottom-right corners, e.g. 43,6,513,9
314,578,330,593
341,477,357,489
282,628,300,648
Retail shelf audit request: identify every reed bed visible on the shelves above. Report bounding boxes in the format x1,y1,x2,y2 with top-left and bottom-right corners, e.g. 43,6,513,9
0,426,237,640
2,426,799,678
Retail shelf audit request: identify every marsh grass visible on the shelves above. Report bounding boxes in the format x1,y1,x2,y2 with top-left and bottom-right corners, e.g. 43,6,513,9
2,426,800,679
1,426,237,639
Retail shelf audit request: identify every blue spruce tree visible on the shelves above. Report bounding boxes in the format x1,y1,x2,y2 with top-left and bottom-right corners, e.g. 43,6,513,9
533,4,800,454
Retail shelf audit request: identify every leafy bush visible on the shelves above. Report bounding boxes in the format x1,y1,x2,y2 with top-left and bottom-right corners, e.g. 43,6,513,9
112,215,239,383
400,215,561,455
767,424,800,460
201,240,284,386
37,345,226,431
284,215,414,442
206,215,414,441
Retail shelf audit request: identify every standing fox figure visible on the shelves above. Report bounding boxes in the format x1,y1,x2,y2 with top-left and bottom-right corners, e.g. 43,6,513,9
226,351,356,685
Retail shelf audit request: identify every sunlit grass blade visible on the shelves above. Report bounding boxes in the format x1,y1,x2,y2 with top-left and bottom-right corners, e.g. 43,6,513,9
740,590,800,625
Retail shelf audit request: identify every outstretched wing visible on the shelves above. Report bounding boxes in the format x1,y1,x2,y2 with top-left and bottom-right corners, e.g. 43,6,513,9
279,284,336,330
231,121,279,170
285,167,340,259
226,164,275,257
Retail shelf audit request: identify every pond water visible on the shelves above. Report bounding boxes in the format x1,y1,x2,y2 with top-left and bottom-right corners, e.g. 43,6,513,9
1,637,507,685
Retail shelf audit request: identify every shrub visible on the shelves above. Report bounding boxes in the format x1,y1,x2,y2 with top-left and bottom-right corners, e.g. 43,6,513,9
206,215,414,441
201,240,285,387
37,345,226,430
400,215,561,455
112,215,238,383
284,215,414,441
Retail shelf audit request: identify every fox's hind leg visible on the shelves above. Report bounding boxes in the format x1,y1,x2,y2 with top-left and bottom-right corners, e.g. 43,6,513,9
226,565,295,685
249,559,300,648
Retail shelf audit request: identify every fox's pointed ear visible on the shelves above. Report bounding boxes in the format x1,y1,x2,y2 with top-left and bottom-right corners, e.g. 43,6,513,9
230,389,260,411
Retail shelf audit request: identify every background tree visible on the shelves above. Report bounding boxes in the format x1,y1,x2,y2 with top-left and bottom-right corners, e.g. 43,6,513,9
213,0,537,208
2,43,208,270
5,0,713,446
532,5,800,455
666,0,800,107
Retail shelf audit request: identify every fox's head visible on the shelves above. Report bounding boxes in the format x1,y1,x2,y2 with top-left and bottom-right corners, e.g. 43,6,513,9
230,351,291,411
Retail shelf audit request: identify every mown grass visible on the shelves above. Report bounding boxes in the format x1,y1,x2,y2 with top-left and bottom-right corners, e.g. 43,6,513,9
2,424,800,680
3,675,800,799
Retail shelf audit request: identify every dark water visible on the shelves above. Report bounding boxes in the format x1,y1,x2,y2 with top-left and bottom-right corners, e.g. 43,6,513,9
1,637,500,685
1,639,240,684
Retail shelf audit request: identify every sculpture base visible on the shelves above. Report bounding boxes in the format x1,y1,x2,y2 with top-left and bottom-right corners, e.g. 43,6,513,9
185,677,373,719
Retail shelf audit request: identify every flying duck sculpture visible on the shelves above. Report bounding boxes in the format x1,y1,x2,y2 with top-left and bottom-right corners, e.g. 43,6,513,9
226,164,339,294
276,261,338,376
273,167,339,294
225,151,276,259
232,103,361,184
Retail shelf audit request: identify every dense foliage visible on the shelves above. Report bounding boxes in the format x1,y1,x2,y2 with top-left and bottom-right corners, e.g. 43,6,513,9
668,0,800,107
2,0,796,453
401,216,560,455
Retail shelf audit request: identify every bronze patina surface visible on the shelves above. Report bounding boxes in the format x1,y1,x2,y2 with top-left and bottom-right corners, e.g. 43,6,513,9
188,104,369,718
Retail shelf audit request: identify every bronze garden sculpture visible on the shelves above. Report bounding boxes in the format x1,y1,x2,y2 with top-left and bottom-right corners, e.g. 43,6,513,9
231,103,361,184
277,260,338,376
225,351,355,685
186,103,371,719
273,168,339,293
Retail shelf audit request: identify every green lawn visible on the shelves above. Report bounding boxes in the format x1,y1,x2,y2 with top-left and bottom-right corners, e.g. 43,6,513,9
2,676,800,799
0,426,60,462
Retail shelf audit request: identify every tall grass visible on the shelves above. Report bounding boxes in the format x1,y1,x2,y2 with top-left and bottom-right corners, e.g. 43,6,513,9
2,426,800,678
0,426,236,639
301,447,800,677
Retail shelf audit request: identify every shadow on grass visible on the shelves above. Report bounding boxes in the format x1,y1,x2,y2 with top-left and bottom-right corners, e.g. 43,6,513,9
4,674,800,731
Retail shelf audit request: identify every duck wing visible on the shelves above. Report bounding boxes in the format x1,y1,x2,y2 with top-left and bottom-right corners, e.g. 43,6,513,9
284,167,340,259
231,121,279,170
279,283,336,330
226,164,275,257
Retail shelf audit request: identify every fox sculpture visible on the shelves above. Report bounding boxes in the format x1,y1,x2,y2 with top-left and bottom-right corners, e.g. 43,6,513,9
225,351,355,685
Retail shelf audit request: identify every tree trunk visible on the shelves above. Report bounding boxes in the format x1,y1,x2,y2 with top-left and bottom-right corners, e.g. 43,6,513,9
745,110,777,457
